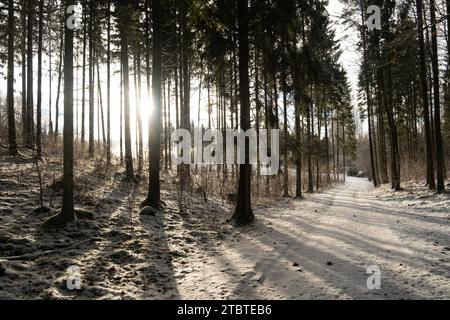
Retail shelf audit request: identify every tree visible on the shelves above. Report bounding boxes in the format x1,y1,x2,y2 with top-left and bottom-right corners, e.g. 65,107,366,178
44,0,76,227
179,0,192,185
54,15,64,137
26,0,34,147
106,0,111,164
21,5,27,143
142,0,162,208
429,0,446,193
88,0,95,156
81,5,87,148
6,0,17,156
232,0,254,225
117,0,134,180
416,0,436,190
359,0,378,187
36,0,44,157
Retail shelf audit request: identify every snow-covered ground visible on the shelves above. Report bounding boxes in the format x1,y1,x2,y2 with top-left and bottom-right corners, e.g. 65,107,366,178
173,177,450,299
1,154,449,300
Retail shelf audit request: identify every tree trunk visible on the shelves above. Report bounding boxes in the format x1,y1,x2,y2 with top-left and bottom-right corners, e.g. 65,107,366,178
81,8,87,147
430,0,446,193
62,0,75,218
55,15,64,137
180,0,191,184
36,0,44,157
96,62,106,147
88,0,95,156
106,0,111,164
142,0,162,208
168,77,172,168
294,74,303,198
254,51,261,189
6,0,17,156
307,90,314,192
26,0,34,147
416,0,436,190
360,2,378,187
120,61,124,164
232,0,254,225
163,78,168,171
47,0,76,225
282,73,289,197
118,1,134,180
21,8,27,143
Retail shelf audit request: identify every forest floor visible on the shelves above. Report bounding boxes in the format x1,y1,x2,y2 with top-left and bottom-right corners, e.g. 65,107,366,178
0,153,449,300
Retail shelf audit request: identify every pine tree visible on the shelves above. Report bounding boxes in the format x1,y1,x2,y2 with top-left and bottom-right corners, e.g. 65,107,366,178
44,0,76,227
142,0,162,208
232,0,254,225
6,0,17,156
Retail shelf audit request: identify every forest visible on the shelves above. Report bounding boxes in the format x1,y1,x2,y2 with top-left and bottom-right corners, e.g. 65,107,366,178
0,0,449,300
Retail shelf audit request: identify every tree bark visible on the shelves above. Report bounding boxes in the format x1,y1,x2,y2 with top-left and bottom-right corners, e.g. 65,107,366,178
118,0,134,180
106,0,111,164
142,0,162,208
21,8,27,144
232,0,254,225
360,1,378,187
55,14,64,137
6,0,17,156
180,0,191,184
416,0,436,190
81,7,87,147
6,0,18,156
36,0,44,157
26,0,34,147
430,0,446,193
88,0,95,156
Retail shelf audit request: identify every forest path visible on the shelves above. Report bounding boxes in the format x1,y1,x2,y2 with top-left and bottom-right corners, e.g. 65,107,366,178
174,177,450,299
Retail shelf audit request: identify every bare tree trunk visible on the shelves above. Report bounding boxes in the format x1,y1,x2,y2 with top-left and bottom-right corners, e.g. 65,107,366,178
118,1,134,180
294,73,303,198
62,0,75,218
254,51,261,189
106,0,111,164
142,0,162,207
88,0,95,156
36,0,44,157
81,8,87,148
180,0,191,184
6,0,17,156
55,15,64,137
96,62,106,147
120,61,124,164
232,0,254,225
168,77,172,168
163,78,168,171
26,0,35,147
416,0,436,189
430,0,446,193
360,2,378,187
282,74,289,197
136,40,143,173
21,8,27,143
324,107,331,186
307,89,314,193
45,0,76,227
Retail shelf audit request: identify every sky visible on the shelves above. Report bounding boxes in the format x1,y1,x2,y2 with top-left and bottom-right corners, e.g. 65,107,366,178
327,0,361,100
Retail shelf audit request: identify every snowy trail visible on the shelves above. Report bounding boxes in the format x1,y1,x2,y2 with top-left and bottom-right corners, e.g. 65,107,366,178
174,177,450,300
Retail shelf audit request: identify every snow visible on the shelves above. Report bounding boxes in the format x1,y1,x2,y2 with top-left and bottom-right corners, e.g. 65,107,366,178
0,153,449,300
173,178,450,299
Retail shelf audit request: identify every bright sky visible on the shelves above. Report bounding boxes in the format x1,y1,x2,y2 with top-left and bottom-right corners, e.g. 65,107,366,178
327,0,361,101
